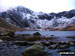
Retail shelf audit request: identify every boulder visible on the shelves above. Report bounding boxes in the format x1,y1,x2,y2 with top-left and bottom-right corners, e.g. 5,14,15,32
33,32,41,36
22,42,47,56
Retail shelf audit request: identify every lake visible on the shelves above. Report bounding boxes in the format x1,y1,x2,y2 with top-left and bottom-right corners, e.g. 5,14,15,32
15,31,75,37
15,31,75,41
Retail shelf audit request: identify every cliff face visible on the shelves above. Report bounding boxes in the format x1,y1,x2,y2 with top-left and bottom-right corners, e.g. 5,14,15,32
0,6,75,30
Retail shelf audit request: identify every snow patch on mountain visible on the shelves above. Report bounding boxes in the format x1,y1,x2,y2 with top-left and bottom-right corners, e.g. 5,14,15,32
35,16,75,29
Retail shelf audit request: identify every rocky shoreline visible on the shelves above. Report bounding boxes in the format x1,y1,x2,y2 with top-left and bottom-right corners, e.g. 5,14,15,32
0,31,75,56
0,40,75,56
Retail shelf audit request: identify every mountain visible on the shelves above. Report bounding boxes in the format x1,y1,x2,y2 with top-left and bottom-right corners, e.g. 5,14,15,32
0,6,75,30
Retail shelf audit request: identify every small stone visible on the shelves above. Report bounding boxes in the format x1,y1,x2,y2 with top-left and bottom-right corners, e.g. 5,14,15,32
43,42,50,46
28,42,34,46
14,41,28,46
69,41,75,46
49,41,56,45
0,39,3,42
57,45,69,49
57,49,70,53
58,41,68,45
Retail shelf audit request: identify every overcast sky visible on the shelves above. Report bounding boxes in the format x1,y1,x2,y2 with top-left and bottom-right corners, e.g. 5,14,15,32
0,0,75,13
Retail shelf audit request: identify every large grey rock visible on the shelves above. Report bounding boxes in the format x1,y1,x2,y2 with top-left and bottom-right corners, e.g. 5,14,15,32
22,42,47,56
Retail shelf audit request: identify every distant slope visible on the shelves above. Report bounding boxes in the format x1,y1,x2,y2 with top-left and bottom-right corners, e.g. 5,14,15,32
52,25,75,31
0,17,27,31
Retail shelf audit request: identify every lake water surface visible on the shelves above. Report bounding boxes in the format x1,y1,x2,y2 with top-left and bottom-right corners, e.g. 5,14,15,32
15,31,75,41
15,31,75,37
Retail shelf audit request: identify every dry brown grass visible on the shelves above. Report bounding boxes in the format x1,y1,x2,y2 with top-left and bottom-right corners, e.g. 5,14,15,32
51,25,75,31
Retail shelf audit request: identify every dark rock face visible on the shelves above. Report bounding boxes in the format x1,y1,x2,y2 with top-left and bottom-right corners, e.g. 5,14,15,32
38,13,53,20
50,9,75,18
56,9,75,18
66,9,75,18
56,11,68,18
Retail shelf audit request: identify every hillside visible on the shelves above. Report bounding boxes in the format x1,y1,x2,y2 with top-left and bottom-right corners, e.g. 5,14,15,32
52,25,75,31
0,17,28,31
